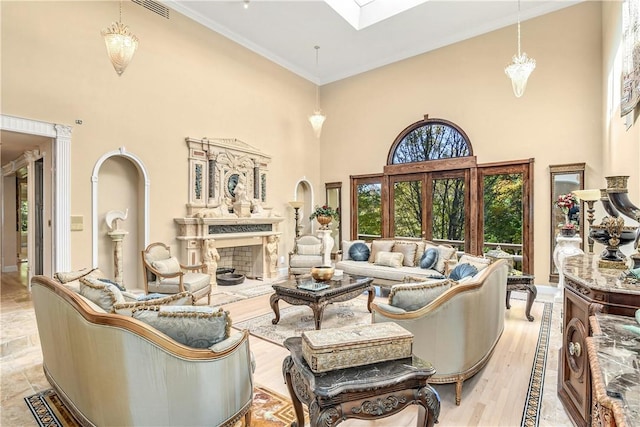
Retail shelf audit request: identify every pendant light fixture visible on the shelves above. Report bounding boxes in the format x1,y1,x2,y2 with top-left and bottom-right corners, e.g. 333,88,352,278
309,46,326,138
101,0,139,76
504,0,536,97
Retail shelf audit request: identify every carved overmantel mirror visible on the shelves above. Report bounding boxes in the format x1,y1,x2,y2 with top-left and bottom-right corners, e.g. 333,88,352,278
549,163,585,282
185,137,272,215
175,137,283,279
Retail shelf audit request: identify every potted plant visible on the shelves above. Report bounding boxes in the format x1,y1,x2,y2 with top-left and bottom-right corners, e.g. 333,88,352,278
555,193,579,237
309,205,339,230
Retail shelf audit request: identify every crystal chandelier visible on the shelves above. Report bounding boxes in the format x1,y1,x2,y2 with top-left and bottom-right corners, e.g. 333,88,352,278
101,1,139,76
504,0,536,97
309,46,326,138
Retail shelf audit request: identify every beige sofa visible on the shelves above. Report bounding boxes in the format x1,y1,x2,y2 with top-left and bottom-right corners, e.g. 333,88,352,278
336,238,458,287
31,275,254,427
371,260,508,405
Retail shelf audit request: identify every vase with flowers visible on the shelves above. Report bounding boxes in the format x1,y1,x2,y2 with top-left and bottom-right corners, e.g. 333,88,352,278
555,193,579,237
309,205,339,230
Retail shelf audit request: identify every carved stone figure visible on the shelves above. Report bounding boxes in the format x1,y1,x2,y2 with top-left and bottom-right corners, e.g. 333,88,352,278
202,239,220,285
266,235,279,277
251,199,265,216
234,175,249,203
194,207,224,219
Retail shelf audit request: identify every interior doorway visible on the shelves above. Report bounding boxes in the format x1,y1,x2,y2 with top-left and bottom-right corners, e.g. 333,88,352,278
1,114,73,280
16,174,28,263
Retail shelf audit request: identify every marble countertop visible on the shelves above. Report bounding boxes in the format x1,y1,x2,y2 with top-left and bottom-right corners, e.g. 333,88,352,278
563,254,640,295
590,313,640,426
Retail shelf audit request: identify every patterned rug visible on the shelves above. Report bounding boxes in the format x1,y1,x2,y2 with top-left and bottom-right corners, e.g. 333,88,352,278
25,385,304,427
209,278,276,307
233,297,372,345
521,301,553,427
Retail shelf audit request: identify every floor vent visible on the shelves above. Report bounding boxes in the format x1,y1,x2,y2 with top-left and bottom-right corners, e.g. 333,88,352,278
132,0,170,19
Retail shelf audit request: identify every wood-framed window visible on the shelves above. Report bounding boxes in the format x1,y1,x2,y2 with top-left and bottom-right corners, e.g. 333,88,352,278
349,115,534,273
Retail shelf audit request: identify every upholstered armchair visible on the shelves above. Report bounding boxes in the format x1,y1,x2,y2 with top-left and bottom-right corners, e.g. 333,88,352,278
371,260,508,406
289,234,326,275
141,242,212,304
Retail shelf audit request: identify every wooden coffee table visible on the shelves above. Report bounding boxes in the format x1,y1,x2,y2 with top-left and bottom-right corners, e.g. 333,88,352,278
283,336,441,427
270,274,374,330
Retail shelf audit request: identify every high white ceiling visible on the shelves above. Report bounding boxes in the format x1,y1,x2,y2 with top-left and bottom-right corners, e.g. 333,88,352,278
2,0,583,164
164,0,582,85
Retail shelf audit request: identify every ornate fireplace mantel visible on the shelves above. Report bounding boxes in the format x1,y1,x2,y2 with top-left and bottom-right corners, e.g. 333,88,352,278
174,216,284,280
175,216,285,241
175,137,283,280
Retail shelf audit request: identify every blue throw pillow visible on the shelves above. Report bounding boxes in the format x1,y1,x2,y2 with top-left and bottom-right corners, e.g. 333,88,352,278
137,293,167,301
448,263,478,281
420,248,439,269
99,278,126,291
349,242,370,262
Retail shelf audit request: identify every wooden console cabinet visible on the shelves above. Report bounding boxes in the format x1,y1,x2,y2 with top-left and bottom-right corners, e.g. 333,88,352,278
558,254,640,427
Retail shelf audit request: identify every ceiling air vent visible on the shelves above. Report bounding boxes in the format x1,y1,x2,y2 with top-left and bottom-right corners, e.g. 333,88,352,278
132,0,170,19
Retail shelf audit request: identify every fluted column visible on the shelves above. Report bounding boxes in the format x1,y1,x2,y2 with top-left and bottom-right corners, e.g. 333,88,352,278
54,124,72,272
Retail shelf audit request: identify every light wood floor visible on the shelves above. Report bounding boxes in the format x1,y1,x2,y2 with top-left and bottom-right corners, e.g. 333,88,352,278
1,267,572,426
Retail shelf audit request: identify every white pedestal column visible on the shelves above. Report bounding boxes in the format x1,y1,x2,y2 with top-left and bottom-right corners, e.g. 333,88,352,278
317,229,334,267
553,234,584,302
108,230,128,288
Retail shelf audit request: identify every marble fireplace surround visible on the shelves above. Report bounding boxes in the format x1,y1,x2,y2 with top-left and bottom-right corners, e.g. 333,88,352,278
174,216,283,279
175,137,283,280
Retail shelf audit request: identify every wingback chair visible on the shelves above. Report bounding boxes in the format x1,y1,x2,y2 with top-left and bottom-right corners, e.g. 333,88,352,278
141,242,212,304
289,234,326,275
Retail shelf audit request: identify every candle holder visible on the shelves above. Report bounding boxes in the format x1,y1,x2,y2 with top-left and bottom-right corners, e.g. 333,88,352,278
572,189,601,254
289,201,304,241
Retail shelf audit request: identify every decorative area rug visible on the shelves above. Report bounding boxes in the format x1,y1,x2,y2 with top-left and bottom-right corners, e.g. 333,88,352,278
24,389,77,427
233,298,372,345
209,278,276,307
25,385,304,427
521,301,553,427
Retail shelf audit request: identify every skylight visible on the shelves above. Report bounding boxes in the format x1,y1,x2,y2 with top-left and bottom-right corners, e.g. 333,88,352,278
324,0,429,30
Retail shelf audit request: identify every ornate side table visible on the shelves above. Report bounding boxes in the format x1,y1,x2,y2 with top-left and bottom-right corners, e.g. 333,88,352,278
282,337,441,427
506,274,536,321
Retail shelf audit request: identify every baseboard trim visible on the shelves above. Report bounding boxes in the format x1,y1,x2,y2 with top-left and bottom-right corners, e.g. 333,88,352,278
2,265,18,273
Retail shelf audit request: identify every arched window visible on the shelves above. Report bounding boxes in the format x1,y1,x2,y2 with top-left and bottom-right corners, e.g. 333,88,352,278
388,118,472,165
351,115,533,274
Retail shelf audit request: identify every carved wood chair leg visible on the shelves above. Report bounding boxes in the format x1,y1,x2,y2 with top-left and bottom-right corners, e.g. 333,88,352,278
244,409,251,426
455,378,463,406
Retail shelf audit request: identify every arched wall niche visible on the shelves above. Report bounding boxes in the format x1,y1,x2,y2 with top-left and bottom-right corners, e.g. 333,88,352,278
293,178,314,235
91,147,149,275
